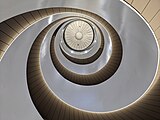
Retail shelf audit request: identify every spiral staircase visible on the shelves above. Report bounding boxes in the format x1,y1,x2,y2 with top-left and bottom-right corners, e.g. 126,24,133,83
0,0,160,120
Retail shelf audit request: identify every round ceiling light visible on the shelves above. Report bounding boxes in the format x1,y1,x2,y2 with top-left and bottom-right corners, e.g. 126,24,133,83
64,20,94,51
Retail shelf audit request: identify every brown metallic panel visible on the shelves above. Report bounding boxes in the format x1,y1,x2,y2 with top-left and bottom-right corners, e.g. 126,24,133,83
0,22,18,39
38,9,48,17
27,66,39,73
5,18,24,33
53,8,60,13
65,8,72,12
59,8,66,12
0,51,4,58
27,62,39,68
46,8,54,15
0,31,13,44
52,100,63,120
14,15,30,28
22,12,36,24
0,41,9,51
31,11,42,20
